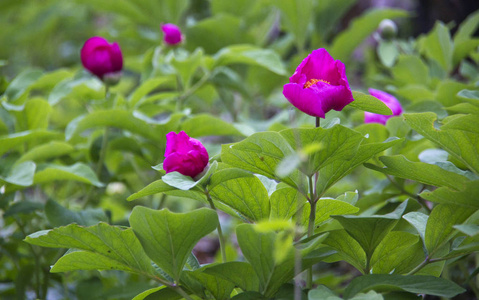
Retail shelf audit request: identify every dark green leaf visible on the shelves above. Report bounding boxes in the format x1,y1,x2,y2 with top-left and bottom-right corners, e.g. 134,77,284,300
34,163,103,187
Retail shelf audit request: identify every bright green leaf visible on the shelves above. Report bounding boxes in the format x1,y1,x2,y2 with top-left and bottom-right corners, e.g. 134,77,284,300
34,163,103,187
349,91,393,115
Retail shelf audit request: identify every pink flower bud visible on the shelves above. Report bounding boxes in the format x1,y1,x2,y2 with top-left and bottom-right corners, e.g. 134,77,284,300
161,23,183,46
80,37,123,81
282,48,354,118
364,88,403,125
163,131,209,178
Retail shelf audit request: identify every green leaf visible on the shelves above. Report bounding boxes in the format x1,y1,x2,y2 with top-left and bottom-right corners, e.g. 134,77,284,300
457,89,479,107
0,161,35,187
370,231,419,274
25,223,155,276
210,176,270,222
129,76,175,107
202,262,260,292
330,9,408,61
349,91,393,115
187,265,236,300
391,55,429,86
308,285,341,300
162,172,198,191
365,155,469,190
343,274,465,299
0,130,62,156
316,138,401,195
3,201,44,218
65,109,180,142
322,229,367,273
453,9,479,44
404,112,479,174
207,167,254,190
129,207,218,282
274,0,313,50
236,223,327,297
403,212,428,242
25,99,51,130
420,180,479,208
34,163,103,187
48,77,103,105
4,69,43,101
332,201,408,262
180,114,244,137
169,48,203,89
221,131,307,192
127,179,206,202
45,199,107,227
214,45,286,75
280,126,364,176
425,204,475,257
419,22,453,72
442,113,479,134
453,39,479,67
301,199,359,228
377,40,399,67
270,187,306,221
17,141,74,164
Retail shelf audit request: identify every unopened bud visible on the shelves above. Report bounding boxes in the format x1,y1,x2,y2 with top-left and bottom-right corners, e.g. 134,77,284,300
378,19,397,40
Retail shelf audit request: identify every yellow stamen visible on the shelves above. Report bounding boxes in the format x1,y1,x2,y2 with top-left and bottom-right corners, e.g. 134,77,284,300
303,78,330,89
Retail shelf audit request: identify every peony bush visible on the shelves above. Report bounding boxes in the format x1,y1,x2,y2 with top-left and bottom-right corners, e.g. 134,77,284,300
1,1,479,300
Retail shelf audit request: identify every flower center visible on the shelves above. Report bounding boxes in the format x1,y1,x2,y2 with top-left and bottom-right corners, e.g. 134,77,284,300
303,78,330,89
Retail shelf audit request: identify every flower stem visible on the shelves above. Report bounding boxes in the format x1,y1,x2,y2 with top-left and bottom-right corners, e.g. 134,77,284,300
206,191,227,263
306,175,317,289
315,117,320,128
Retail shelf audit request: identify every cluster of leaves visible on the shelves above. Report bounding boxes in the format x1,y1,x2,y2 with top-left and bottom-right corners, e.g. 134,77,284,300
1,0,479,299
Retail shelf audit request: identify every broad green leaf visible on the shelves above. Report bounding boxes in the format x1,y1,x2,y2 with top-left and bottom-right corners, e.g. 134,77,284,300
322,229,367,273
3,201,43,218
214,45,286,75
421,180,479,208
316,138,401,195
0,161,35,187
186,15,253,54
419,22,453,72
391,55,429,86
377,40,399,67
169,48,203,89
308,285,341,300
210,176,270,221
48,77,103,105
127,179,206,203
76,0,152,25
221,131,307,192
349,91,393,115
34,163,103,187
453,9,479,44
25,99,51,130
365,155,469,190
425,204,474,257
65,110,181,142
25,223,155,276
280,126,364,176
202,262,260,292
129,76,174,107
162,172,198,191
17,141,74,164
181,114,244,137
370,231,419,274
187,265,236,300
0,130,62,156
403,212,428,242
332,201,408,262
208,167,254,190
330,9,408,61
404,112,479,174
457,89,479,107
343,274,465,299
274,0,313,50
301,199,359,227
236,223,327,297
270,187,306,220
395,84,434,102
442,113,479,134
129,207,218,282
45,199,107,227
132,286,180,300
4,69,43,101
453,39,479,67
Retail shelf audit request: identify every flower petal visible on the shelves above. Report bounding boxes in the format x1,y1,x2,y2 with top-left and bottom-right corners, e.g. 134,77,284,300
283,83,326,118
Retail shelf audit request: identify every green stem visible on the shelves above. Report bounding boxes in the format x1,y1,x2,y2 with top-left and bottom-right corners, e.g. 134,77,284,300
15,217,41,298
171,285,194,300
306,176,317,289
206,191,227,263
406,256,429,275
176,71,211,111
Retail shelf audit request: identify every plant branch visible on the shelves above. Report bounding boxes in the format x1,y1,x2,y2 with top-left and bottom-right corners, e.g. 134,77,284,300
206,190,227,263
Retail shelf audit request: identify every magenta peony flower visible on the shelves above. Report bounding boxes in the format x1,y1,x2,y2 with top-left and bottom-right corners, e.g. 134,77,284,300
282,48,354,118
80,37,123,81
364,88,403,125
163,131,209,178
161,23,183,45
